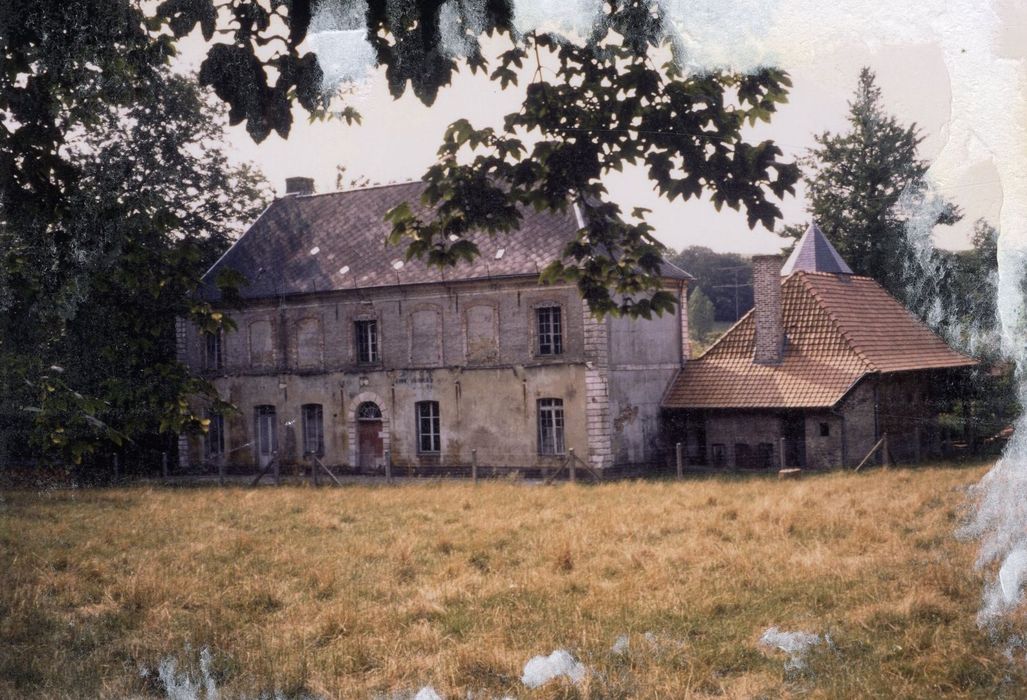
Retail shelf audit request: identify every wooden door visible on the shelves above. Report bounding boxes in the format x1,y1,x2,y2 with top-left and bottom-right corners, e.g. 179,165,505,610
358,420,383,469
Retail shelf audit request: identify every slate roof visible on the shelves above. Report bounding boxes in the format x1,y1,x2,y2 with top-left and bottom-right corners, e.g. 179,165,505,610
663,271,976,409
781,222,854,275
199,181,691,301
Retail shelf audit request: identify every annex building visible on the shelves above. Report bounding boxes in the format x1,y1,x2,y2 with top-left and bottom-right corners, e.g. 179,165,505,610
661,224,977,470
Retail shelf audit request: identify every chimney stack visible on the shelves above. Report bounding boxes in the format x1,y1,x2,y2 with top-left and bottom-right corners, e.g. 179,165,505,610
285,177,315,196
752,254,784,364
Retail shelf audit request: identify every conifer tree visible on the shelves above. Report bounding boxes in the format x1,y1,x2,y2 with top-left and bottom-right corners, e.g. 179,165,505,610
789,68,960,301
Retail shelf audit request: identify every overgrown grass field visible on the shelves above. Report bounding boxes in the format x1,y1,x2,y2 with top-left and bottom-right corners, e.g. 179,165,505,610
2,463,1021,698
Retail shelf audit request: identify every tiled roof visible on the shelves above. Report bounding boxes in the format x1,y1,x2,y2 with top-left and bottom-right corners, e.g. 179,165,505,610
199,182,690,301
781,222,854,275
663,271,976,409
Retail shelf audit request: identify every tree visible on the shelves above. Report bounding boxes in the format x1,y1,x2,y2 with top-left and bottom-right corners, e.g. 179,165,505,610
671,247,754,322
385,2,799,317
687,287,715,351
787,68,960,302
3,0,799,462
1,63,270,468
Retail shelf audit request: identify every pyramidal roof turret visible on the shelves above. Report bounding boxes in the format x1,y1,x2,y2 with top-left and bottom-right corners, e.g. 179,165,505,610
780,222,854,276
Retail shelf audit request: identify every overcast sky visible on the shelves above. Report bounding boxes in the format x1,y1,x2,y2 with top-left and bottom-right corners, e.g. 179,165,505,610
177,1,1024,255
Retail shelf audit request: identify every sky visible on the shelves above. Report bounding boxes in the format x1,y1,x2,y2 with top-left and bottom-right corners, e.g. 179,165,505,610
175,1,1023,256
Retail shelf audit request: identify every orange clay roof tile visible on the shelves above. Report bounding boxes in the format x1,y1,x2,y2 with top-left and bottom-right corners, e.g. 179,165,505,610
663,271,976,409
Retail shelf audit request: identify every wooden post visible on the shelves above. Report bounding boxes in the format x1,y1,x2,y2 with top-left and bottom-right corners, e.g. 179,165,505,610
779,437,787,470
161,451,169,480
568,448,576,483
273,454,280,486
471,449,478,484
312,454,319,487
385,449,392,484
675,442,683,479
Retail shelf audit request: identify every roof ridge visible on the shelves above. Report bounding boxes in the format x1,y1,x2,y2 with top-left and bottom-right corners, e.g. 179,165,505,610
283,179,422,200
792,271,878,373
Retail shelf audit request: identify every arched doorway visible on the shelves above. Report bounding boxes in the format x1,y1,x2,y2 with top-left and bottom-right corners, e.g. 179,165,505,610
356,401,384,470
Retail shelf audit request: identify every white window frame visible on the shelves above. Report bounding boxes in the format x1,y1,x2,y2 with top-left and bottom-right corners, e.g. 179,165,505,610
537,398,565,455
416,401,441,454
536,305,563,356
254,405,278,456
355,319,379,364
302,403,325,456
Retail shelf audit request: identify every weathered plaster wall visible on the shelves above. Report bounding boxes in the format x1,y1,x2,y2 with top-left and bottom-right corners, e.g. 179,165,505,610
603,288,686,466
184,279,596,470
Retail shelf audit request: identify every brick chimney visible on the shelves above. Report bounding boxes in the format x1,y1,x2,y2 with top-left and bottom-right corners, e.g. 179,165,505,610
285,177,315,196
752,254,784,364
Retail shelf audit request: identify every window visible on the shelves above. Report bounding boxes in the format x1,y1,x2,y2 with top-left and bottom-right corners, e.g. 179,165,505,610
204,330,222,370
537,398,565,455
205,412,224,458
355,319,379,363
358,401,382,420
416,401,441,453
735,443,753,468
711,443,726,467
302,404,324,456
254,405,277,456
819,422,830,437
536,306,563,356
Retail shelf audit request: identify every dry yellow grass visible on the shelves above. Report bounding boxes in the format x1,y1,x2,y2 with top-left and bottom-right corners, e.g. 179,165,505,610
0,463,1021,699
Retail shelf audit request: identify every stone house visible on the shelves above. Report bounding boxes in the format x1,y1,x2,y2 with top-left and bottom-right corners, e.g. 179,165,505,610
177,179,692,475
661,224,977,470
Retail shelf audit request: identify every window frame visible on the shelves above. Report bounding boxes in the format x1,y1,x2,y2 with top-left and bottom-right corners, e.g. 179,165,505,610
205,412,225,459
415,401,441,454
537,398,566,455
711,443,726,467
301,403,325,457
204,329,223,371
535,305,564,357
354,318,380,364
254,404,278,456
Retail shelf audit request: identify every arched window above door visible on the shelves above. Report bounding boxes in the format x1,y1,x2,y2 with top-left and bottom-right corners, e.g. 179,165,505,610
357,402,382,421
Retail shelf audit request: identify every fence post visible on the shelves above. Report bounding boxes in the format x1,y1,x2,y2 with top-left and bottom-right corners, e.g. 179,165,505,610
385,449,392,484
471,449,478,484
273,454,280,486
162,451,169,480
675,442,683,479
568,448,576,483
312,455,320,487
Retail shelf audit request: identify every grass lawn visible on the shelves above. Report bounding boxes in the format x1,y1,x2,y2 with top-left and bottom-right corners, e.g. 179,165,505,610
1,463,1021,698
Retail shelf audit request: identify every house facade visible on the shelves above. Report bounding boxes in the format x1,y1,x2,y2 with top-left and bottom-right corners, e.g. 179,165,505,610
178,179,691,475
662,224,976,470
